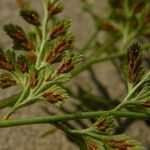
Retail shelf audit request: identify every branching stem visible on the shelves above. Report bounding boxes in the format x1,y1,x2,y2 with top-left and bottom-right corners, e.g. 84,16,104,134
0,110,149,128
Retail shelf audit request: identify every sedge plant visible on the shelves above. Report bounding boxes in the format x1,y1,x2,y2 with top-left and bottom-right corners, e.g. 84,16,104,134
0,0,150,150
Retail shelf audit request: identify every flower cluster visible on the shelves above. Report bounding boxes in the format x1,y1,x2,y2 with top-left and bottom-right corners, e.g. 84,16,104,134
0,0,81,119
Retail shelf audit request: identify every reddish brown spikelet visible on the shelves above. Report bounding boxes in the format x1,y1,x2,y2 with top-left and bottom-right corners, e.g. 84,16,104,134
4,24,27,42
4,24,35,51
10,32,27,42
0,61,14,71
43,92,63,103
20,10,41,26
128,43,142,83
46,38,73,63
51,25,65,38
54,39,72,53
48,1,62,15
108,139,133,150
0,53,14,71
20,40,35,51
0,77,16,88
96,118,110,133
29,72,38,89
57,59,74,74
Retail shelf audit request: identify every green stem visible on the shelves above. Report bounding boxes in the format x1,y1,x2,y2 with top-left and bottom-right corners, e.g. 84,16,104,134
36,1,49,70
72,52,125,77
114,71,150,110
3,106,18,120
0,94,20,109
0,110,149,128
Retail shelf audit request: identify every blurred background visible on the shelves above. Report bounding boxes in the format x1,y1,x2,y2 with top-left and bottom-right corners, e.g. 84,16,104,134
0,0,150,150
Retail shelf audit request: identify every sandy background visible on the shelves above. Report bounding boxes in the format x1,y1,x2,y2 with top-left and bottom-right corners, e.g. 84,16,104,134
0,0,150,150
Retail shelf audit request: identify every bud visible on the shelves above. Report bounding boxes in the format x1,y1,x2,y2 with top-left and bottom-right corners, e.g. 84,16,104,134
20,9,41,26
